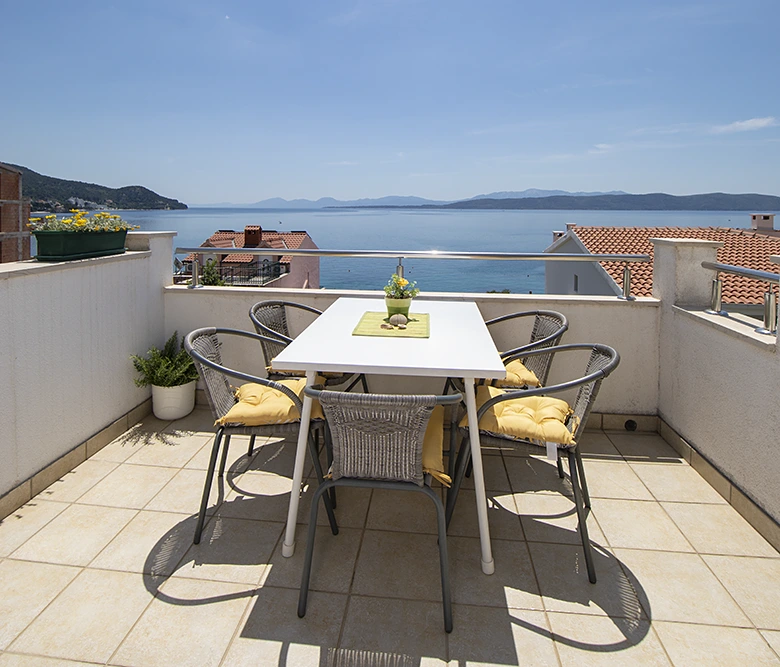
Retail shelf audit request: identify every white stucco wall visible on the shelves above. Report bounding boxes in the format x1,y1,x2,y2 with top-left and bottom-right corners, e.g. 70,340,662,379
545,235,620,297
164,287,660,415
0,232,173,498
273,236,320,289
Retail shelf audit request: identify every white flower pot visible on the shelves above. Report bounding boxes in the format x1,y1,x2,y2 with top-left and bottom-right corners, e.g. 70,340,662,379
152,381,197,420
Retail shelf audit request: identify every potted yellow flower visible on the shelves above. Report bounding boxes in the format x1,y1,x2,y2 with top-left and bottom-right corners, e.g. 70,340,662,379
28,210,139,262
384,272,420,318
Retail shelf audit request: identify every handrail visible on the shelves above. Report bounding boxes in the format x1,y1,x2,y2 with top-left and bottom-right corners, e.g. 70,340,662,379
176,246,651,298
701,260,779,335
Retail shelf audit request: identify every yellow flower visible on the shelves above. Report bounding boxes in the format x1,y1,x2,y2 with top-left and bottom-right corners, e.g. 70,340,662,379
398,278,409,287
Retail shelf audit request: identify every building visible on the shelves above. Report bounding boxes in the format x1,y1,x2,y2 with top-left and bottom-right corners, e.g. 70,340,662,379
185,225,320,288
545,219,780,312
0,162,31,262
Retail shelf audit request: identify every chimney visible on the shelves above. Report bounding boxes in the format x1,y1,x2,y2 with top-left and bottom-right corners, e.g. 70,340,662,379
751,214,775,232
244,225,262,247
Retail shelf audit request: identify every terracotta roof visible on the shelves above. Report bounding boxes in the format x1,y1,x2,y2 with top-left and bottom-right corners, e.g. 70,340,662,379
185,229,313,265
568,226,780,304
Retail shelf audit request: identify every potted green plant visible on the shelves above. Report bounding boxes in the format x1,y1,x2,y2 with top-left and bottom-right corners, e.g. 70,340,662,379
131,331,199,420
28,210,139,261
383,272,420,318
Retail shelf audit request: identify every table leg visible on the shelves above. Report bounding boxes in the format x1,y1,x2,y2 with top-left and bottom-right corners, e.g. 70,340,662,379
463,376,495,575
282,369,317,558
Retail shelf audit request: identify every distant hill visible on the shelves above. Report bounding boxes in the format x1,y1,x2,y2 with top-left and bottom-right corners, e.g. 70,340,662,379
469,188,628,199
437,193,780,211
216,195,453,209
8,163,187,211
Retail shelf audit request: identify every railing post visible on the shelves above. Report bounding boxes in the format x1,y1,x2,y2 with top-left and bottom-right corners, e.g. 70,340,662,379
617,265,635,300
705,277,725,315
396,257,404,279
189,255,201,289
756,290,777,335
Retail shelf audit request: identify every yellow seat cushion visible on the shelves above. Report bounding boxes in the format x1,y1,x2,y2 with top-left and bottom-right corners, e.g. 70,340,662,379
422,405,451,487
494,359,541,389
460,385,576,446
215,377,324,426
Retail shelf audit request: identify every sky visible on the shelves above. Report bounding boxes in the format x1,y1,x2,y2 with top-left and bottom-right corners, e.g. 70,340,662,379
3,0,779,204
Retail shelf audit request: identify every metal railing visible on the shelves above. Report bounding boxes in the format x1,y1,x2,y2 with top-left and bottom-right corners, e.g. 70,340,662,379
702,261,780,334
175,247,651,298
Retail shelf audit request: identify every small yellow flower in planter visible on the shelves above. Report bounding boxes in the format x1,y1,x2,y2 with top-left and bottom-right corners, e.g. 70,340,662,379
384,272,420,317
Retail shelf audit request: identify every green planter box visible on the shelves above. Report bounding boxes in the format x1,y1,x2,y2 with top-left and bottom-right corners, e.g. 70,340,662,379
33,230,128,262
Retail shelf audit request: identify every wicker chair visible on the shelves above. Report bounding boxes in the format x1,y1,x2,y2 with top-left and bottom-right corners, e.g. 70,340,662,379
249,300,369,392
447,343,619,583
184,327,337,544
297,388,463,633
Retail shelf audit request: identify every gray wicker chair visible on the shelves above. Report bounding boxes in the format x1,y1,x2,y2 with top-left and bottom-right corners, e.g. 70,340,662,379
184,327,337,544
298,387,462,633
447,343,619,583
249,300,369,392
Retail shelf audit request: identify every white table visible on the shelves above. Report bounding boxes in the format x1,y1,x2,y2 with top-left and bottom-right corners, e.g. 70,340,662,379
273,297,506,575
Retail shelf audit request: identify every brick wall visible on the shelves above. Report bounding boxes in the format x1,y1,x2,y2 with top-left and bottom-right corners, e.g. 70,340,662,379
0,167,32,262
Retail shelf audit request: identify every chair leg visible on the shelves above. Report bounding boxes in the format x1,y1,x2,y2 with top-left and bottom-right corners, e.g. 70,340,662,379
360,373,369,393
324,428,337,510
194,428,224,544
218,434,232,477
298,481,335,618
446,435,471,528
307,433,339,536
247,435,256,458
556,453,565,479
424,486,453,633
574,447,591,508
568,449,596,583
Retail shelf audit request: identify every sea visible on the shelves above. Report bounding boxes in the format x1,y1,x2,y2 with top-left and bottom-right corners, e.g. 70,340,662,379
118,208,750,294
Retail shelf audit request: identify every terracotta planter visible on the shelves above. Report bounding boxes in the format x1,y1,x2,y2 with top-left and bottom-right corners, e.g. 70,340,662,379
151,381,196,420
385,296,412,318
33,230,128,262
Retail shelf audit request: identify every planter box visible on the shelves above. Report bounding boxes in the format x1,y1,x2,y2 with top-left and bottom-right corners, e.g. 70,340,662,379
33,230,128,262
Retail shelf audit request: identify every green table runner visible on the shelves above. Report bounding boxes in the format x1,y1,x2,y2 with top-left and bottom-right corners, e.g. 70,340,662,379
352,312,430,338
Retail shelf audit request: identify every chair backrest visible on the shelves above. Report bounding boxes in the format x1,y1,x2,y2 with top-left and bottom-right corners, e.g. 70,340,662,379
185,329,235,420
568,344,619,441
520,311,568,385
249,300,322,366
308,389,460,487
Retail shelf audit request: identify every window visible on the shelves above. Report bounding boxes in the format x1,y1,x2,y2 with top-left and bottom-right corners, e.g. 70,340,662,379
573,274,579,293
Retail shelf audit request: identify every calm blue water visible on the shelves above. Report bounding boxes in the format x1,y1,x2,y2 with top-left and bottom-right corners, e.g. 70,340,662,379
120,208,750,294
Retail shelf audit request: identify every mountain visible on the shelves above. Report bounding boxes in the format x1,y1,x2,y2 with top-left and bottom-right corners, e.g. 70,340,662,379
9,163,187,211
469,189,628,199
226,195,452,209
437,193,780,211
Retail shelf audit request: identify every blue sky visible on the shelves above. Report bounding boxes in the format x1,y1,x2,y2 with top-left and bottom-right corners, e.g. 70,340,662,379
3,0,779,204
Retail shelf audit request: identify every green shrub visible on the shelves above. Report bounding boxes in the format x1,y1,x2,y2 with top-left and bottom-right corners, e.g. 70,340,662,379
131,331,199,387
201,259,225,286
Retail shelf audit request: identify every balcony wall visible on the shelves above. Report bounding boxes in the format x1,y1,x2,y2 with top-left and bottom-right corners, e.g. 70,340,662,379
0,232,173,500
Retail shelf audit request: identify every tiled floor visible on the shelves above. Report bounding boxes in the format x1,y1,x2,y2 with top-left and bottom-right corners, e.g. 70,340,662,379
1,408,779,666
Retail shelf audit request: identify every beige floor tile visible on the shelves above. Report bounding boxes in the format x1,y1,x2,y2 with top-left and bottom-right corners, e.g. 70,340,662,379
144,467,225,515
124,432,211,468
10,504,136,566
0,500,68,558
0,560,80,650
447,489,526,541
548,612,670,666
163,407,218,435
505,456,574,496
614,548,750,626
663,502,779,558
449,606,558,666
295,482,371,530
654,621,780,666
577,431,623,460
33,459,119,504
219,482,297,524
239,438,301,477
8,569,152,664
0,655,98,667
223,587,347,666
351,530,446,602
76,464,177,510
88,435,145,463
607,432,684,464
172,516,282,585
516,492,607,546
703,555,780,630
89,509,193,576
451,452,513,492
629,462,727,504
581,460,655,500
366,487,442,534
338,596,448,661
449,536,544,611
593,498,694,552
263,526,361,593
112,577,252,667
529,542,644,620
762,630,780,658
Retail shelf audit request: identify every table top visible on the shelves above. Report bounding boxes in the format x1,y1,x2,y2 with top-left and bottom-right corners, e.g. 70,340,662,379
272,297,506,379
